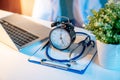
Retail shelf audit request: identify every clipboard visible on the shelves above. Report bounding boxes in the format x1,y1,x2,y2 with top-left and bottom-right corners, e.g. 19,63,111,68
28,41,97,74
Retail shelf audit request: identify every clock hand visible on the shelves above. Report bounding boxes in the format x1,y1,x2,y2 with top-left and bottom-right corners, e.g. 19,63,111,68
60,29,66,47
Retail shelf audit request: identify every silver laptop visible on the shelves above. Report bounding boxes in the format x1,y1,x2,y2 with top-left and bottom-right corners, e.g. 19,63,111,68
0,14,51,51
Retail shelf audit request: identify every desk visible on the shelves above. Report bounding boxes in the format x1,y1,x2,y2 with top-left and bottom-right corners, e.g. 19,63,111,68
0,10,120,80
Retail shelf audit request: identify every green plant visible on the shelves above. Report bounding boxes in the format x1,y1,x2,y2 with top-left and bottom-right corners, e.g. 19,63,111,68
86,1,120,44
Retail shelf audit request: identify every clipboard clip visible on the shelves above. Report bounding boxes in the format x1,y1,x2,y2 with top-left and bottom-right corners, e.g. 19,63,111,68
40,59,70,70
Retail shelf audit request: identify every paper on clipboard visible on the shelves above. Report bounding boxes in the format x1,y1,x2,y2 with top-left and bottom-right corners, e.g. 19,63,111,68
28,42,97,74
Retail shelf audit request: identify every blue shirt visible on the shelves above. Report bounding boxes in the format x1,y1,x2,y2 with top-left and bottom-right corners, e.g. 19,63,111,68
32,0,107,27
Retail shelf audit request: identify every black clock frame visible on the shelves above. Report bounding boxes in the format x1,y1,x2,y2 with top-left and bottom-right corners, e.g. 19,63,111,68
49,21,76,50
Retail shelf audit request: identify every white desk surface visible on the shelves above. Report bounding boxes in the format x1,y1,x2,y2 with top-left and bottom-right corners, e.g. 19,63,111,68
0,10,120,80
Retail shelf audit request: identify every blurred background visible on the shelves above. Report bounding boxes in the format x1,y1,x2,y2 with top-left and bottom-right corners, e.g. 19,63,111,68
0,0,34,16
0,0,108,27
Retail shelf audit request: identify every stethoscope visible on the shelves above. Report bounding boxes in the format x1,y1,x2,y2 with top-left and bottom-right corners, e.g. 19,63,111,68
45,32,95,63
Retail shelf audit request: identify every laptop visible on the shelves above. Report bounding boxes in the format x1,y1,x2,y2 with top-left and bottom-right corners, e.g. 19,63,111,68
0,14,51,51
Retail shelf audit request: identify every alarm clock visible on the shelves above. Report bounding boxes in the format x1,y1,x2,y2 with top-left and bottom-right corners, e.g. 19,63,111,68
49,16,76,50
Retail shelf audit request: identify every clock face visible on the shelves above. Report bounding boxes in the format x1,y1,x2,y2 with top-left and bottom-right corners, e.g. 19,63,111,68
49,28,71,50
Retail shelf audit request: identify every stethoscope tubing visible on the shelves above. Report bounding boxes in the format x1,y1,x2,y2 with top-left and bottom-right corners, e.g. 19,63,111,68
45,32,94,62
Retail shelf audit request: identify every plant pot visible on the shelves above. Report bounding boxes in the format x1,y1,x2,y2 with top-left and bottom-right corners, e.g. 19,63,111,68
97,40,120,71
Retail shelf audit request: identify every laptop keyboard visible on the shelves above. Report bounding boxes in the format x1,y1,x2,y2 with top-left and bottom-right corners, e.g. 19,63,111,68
0,20,39,47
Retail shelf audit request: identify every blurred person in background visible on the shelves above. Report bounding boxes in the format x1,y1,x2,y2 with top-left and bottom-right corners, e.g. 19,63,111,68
32,0,107,27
